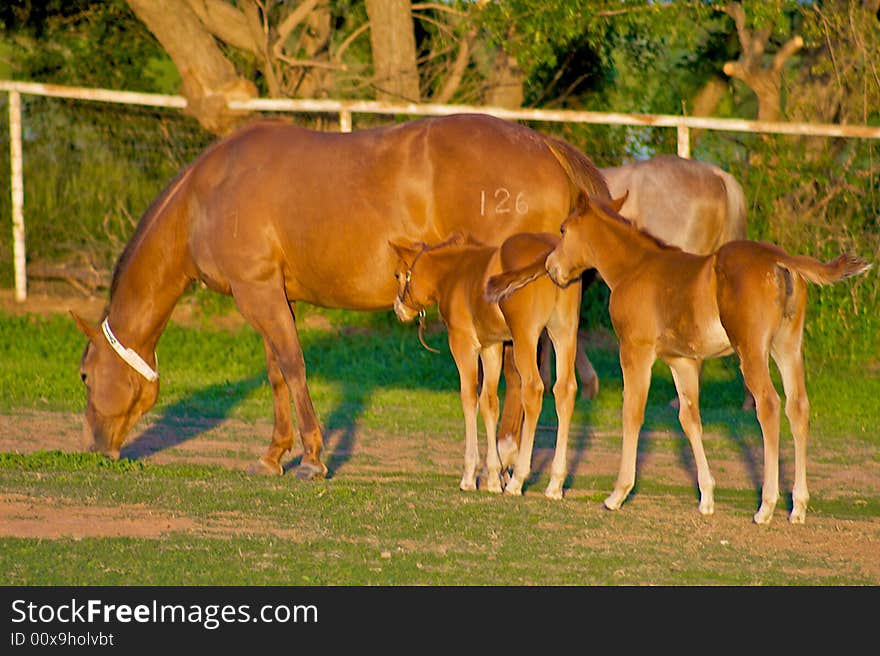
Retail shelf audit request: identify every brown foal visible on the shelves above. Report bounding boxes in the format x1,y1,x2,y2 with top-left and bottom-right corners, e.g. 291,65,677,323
391,233,581,498
491,191,871,524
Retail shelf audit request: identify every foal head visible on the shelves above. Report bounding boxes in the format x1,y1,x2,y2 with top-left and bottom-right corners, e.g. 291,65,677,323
389,233,466,322
71,312,159,459
546,191,628,286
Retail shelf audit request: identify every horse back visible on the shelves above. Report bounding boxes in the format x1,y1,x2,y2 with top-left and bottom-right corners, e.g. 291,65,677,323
182,115,598,309
602,155,744,255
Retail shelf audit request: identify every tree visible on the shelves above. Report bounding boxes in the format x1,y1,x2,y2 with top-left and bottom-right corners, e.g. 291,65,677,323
720,1,803,122
364,0,419,101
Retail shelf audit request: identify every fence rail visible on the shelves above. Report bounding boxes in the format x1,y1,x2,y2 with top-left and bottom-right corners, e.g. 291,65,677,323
3,79,880,301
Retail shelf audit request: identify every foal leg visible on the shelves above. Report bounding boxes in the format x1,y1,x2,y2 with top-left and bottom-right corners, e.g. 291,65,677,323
738,346,782,524
505,335,544,496
248,337,296,475
479,343,504,493
605,343,654,511
772,335,811,524
449,336,481,492
543,320,579,500
496,342,522,471
231,281,327,480
666,357,715,515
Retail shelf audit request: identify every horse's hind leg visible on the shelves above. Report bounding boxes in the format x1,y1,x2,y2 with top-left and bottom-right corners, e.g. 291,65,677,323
771,322,810,523
504,333,544,496
666,357,715,515
248,337,296,475
496,343,522,471
738,345,781,524
231,281,327,480
478,343,504,493
544,310,579,500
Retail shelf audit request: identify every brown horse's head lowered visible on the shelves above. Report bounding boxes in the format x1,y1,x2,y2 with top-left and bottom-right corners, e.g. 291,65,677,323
71,311,160,459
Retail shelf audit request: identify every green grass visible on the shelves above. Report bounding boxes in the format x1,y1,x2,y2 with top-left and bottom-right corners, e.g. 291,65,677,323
0,451,875,586
0,305,878,585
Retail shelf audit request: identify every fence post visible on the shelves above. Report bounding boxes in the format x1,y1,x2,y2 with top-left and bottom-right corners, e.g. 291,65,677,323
8,90,26,302
676,124,690,159
339,109,352,133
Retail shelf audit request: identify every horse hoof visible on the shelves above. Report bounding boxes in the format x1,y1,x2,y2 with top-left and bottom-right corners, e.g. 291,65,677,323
544,486,563,500
504,477,523,496
699,500,715,516
753,505,775,525
248,459,283,476
603,493,625,511
497,437,518,470
295,461,327,481
459,478,477,492
789,505,807,524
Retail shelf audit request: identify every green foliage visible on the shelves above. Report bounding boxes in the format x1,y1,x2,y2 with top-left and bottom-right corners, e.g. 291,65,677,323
1,0,177,93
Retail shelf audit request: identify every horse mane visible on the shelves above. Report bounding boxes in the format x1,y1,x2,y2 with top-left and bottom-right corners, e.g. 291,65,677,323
419,231,491,255
110,120,287,299
588,195,684,254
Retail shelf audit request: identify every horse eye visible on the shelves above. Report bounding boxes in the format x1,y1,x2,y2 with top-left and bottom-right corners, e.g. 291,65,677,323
80,372,87,383
394,272,400,279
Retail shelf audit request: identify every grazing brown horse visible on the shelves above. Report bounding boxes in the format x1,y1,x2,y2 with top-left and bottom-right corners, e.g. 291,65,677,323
70,113,609,479
491,190,871,524
391,232,580,498
538,154,748,400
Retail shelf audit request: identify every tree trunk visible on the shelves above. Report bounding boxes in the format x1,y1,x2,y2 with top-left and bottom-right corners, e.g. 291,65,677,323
486,48,524,108
364,0,420,102
721,2,802,123
127,0,257,135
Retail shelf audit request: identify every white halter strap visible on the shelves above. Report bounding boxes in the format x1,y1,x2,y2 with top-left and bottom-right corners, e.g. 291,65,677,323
101,318,158,382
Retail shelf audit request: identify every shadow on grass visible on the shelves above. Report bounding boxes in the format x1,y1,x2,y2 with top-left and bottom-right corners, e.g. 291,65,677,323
119,316,770,501
120,374,267,460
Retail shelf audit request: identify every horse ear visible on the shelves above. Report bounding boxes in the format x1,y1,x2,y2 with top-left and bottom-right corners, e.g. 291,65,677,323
389,240,418,260
574,188,590,215
609,191,629,213
69,310,98,342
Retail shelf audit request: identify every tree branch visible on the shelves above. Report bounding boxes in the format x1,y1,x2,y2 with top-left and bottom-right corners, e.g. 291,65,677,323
184,0,257,54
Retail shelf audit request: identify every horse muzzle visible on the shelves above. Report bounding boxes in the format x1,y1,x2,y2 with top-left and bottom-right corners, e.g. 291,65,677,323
393,297,419,323
545,253,575,287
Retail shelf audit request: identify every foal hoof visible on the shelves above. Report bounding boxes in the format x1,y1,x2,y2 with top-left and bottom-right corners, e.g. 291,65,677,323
497,436,519,470
295,461,328,481
248,458,283,476
504,476,524,496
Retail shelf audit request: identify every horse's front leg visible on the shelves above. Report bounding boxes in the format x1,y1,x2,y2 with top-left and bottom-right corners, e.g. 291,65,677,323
449,335,481,492
248,337,296,475
231,281,327,481
605,342,654,511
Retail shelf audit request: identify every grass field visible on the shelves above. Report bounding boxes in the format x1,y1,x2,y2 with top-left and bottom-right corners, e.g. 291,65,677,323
1,292,878,585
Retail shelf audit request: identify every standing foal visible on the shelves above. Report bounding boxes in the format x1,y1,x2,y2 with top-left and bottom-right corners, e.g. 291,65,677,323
490,191,871,523
390,233,581,498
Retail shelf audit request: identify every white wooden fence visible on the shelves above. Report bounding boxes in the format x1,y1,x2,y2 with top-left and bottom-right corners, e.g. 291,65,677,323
3,79,880,301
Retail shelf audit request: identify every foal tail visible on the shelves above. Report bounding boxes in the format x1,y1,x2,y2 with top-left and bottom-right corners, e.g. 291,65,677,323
485,257,548,303
779,252,873,286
